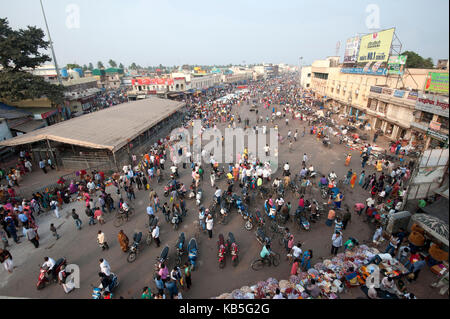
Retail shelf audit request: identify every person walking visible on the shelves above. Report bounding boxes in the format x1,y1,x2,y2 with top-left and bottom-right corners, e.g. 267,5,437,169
206,214,214,239
334,217,344,233
345,153,352,166
331,231,343,256
350,172,357,188
325,209,336,227
152,225,161,247
25,226,39,248
50,199,60,218
342,209,352,230
97,230,109,250
210,172,215,188
118,230,129,252
154,275,165,296
0,248,14,274
334,192,343,210
183,263,192,290
301,249,313,271
71,209,82,230
50,223,60,240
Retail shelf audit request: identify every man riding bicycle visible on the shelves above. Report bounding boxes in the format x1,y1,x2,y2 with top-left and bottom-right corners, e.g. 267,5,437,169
260,243,271,263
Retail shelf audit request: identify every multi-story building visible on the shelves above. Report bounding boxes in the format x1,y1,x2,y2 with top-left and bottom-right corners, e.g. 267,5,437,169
300,66,312,89
90,68,124,90
309,56,447,142
410,93,449,149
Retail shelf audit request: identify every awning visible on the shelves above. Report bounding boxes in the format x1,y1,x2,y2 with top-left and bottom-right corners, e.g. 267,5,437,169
8,119,46,133
41,108,59,119
411,212,449,247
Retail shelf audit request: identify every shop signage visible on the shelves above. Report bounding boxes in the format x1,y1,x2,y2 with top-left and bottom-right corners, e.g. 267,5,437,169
407,91,418,100
382,88,393,95
429,121,441,131
387,55,408,75
341,67,387,76
427,129,449,142
415,93,449,118
370,86,383,93
393,90,405,98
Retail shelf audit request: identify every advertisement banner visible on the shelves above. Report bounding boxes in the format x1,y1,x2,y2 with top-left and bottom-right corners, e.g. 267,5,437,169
393,90,405,98
415,93,449,118
427,129,449,142
424,72,449,94
357,28,395,63
343,36,360,63
388,55,407,75
429,121,441,131
370,86,383,94
372,61,383,72
382,88,393,95
341,67,387,76
407,91,418,100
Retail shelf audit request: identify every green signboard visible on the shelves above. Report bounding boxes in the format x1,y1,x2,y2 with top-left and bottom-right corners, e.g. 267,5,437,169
424,72,449,94
388,55,407,75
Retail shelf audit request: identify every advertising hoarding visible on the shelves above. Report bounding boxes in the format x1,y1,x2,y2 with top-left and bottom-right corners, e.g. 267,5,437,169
343,36,360,63
424,72,449,94
357,28,395,63
341,67,387,76
388,55,407,75
415,93,449,118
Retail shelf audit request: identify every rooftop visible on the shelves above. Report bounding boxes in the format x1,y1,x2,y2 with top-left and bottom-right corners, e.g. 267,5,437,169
0,97,185,152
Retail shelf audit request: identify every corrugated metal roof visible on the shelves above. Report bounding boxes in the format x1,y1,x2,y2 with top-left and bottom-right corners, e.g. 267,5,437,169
0,97,185,152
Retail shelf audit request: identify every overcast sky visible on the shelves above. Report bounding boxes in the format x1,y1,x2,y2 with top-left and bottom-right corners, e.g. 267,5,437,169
1,0,449,67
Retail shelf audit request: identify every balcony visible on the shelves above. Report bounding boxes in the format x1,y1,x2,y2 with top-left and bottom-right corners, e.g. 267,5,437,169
368,86,416,109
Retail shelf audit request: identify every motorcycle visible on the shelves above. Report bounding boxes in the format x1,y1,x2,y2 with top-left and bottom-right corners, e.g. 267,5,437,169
176,232,185,266
215,167,225,180
196,189,203,206
92,273,119,299
187,238,199,270
322,136,331,147
298,214,311,231
154,246,169,271
127,232,142,263
171,210,182,230
217,233,227,268
218,205,229,225
164,180,180,197
37,257,67,290
244,211,254,231
227,232,239,267
255,227,271,246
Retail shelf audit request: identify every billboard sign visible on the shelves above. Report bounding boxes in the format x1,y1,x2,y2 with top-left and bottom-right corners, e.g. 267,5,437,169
415,93,449,118
341,67,387,76
393,90,405,98
388,55,408,75
357,28,395,63
407,91,418,100
343,36,360,63
424,72,449,94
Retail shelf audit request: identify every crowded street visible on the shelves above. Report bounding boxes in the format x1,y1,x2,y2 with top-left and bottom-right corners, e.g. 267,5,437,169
1,74,447,300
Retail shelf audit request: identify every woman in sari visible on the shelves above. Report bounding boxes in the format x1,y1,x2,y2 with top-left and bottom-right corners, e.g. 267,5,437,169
376,160,383,172
301,249,313,271
359,171,365,186
118,230,129,252
350,172,357,188
345,154,352,166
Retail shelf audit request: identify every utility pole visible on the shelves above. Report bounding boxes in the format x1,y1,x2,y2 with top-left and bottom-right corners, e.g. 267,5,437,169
40,0,63,85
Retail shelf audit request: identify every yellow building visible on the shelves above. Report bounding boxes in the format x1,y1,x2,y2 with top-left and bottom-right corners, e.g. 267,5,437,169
310,57,444,141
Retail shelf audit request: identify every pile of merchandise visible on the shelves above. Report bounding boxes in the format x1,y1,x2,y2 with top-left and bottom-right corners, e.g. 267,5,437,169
214,245,383,299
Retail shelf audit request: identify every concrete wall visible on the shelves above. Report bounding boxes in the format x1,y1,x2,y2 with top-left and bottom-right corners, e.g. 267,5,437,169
0,119,13,141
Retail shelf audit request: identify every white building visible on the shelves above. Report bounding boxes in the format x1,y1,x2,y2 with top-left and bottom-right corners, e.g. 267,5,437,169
300,66,312,89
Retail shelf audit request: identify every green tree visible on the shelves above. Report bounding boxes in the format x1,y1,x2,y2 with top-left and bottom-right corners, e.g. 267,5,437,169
97,61,104,69
108,59,117,68
66,63,81,69
130,62,137,70
88,62,94,70
0,18,64,104
119,63,124,69
82,64,88,71
401,51,434,69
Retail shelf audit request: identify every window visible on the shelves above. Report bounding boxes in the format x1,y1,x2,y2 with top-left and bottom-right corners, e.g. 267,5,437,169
420,112,434,123
437,115,449,130
369,98,378,110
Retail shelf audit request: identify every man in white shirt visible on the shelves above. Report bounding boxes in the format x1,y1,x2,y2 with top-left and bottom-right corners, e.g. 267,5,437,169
50,200,60,218
331,231,343,256
214,188,222,204
152,225,160,247
24,160,32,172
291,242,303,259
372,225,383,244
97,231,109,250
42,256,56,272
99,258,111,276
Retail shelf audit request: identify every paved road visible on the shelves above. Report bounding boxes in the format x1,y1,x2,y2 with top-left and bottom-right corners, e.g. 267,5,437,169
0,92,445,299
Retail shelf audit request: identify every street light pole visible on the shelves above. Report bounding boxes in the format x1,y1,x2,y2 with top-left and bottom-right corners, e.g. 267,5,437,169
40,0,63,85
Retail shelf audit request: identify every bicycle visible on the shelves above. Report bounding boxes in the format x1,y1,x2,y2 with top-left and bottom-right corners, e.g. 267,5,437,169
251,251,281,271
113,211,130,227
